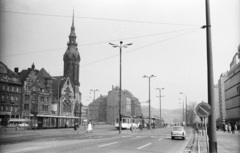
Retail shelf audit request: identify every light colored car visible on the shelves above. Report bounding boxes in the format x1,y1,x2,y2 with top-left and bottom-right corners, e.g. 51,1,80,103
171,126,186,140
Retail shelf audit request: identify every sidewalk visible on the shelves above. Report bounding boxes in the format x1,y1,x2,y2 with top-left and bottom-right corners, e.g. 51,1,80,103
192,130,240,153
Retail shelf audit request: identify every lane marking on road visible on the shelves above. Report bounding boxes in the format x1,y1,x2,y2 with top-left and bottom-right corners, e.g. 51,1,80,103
98,142,118,148
158,138,164,140
137,143,152,149
8,147,42,153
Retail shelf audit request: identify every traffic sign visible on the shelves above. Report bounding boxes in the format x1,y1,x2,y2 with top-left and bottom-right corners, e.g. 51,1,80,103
195,102,212,118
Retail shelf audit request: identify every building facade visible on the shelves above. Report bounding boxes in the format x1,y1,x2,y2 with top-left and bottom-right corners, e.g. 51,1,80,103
0,62,22,123
218,72,228,122
224,47,240,123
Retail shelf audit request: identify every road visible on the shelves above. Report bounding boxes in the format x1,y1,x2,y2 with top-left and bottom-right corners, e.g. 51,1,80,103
0,125,193,153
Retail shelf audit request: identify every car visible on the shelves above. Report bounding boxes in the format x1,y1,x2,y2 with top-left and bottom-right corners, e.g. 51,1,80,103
171,126,186,140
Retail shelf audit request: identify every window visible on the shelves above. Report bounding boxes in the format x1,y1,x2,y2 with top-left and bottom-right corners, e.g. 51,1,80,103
42,105,49,111
15,96,19,101
15,106,19,112
24,104,29,110
41,96,44,102
3,85,5,90
0,105,3,111
10,106,13,111
1,94,5,100
7,86,9,91
46,97,49,102
12,86,14,91
10,95,14,101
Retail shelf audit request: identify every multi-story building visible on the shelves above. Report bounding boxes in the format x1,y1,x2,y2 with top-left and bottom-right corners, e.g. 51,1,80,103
88,95,107,122
88,86,142,124
218,72,228,122
224,46,240,123
19,63,53,127
214,84,220,119
0,62,22,123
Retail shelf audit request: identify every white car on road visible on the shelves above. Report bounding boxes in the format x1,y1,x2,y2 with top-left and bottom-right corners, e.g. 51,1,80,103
171,126,186,140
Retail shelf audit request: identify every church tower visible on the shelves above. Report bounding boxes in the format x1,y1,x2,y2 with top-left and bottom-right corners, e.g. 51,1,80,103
63,10,80,87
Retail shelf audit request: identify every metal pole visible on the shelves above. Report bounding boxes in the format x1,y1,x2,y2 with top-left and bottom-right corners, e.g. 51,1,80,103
149,77,151,130
185,95,187,125
205,0,217,152
160,90,161,119
183,100,184,124
119,41,122,134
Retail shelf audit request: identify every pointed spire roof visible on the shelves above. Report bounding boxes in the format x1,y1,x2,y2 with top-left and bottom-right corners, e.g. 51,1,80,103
72,9,75,28
64,9,80,61
70,9,76,37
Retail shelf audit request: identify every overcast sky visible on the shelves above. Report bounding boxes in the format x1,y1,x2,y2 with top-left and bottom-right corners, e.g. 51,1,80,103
0,0,239,110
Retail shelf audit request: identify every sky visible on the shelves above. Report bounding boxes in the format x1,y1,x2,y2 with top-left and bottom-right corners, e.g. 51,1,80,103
0,0,239,110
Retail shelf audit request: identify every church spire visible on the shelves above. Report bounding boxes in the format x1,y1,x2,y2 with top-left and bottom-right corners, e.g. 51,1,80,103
72,9,75,28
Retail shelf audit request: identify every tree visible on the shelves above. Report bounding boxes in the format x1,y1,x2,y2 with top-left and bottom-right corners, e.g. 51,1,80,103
187,102,198,126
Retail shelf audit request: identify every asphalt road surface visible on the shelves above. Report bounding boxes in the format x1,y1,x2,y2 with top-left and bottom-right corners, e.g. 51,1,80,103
0,125,193,153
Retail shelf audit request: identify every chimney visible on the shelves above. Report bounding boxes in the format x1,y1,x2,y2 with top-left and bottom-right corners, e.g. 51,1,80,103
112,85,114,90
14,67,19,73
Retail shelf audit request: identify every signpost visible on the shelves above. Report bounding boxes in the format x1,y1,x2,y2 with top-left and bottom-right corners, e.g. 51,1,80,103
196,102,212,153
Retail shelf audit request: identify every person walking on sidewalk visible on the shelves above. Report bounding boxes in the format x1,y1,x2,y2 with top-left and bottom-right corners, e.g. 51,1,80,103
87,122,93,133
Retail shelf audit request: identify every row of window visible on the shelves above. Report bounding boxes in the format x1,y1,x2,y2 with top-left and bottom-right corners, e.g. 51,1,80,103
1,93,20,102
25,94,49,102
23,104,49,111
1,84,21,93
0,105,19,112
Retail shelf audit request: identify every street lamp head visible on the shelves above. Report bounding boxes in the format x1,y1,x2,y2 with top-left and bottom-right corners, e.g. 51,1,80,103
150,75,156,78
120,41,123,44
143,75,147,78
109,43,119,48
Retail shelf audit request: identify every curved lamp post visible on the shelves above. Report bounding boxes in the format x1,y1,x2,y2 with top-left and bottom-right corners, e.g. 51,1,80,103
143,75,156,130
109,41,133,134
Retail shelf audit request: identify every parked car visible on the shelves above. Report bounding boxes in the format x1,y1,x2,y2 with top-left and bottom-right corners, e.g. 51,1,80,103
171,126,186,140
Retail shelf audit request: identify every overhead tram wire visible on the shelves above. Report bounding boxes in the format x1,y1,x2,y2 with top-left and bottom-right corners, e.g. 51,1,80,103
81,28,201,67
0,10,201,27
1,27,200,58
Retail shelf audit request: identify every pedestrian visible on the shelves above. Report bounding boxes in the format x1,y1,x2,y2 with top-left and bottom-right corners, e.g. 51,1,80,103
87,122,93,133
228,123,231,133
225,124,228,132
74,122,78,133
234,124,237,134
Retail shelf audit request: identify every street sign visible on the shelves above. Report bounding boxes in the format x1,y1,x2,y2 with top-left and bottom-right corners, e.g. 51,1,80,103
195,102,212,118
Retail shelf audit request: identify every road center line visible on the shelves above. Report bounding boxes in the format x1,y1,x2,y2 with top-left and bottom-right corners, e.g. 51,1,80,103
98,142,118,148
137,143,152,149
158,138,164,140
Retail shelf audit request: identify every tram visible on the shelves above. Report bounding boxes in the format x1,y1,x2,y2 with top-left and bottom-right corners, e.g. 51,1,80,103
114,115,141,130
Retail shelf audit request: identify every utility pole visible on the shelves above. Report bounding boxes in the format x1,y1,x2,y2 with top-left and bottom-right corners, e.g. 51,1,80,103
203,0,218,152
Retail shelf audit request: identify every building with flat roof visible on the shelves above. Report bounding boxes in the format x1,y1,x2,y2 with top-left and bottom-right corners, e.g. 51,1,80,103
224,45,240,123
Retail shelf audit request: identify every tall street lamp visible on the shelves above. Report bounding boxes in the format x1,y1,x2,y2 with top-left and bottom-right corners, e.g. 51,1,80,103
143,75,156,130
178,98,184,124
90,89,99,101
180,92,187,125
109,41,133,134
156,88,164,120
